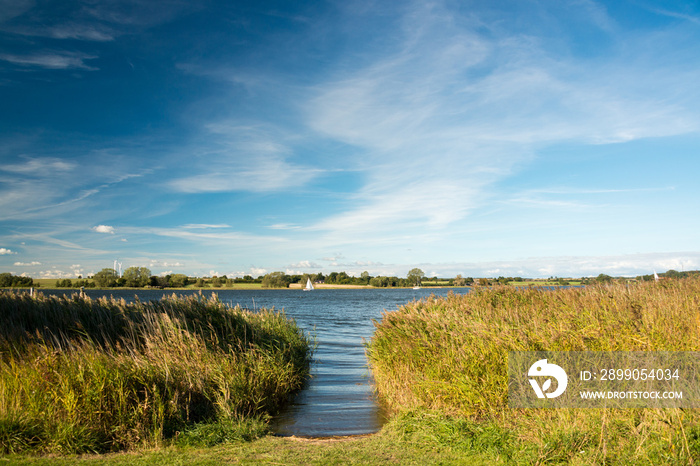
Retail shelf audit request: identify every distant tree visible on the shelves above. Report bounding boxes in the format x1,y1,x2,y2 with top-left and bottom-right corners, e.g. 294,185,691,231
454,274,466,287
595,274,613,283
0,273,33,288
169,274,189,288
407,268,426,286
370,276,388,287
122,267,151,287
361,271,370,284
262,272,291,288
93,268,118,287
496,276,509,285
74,279,94,288
56,278,72,288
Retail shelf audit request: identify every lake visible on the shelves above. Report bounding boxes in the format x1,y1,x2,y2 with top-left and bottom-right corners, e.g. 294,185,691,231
37,286,472,437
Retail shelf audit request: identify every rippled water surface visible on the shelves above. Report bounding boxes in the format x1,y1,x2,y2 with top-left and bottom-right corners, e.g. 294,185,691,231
59,287,471,436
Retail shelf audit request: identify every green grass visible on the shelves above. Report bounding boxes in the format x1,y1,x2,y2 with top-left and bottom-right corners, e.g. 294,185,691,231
2,417,506,465
366,278,700,464
0,291,311,455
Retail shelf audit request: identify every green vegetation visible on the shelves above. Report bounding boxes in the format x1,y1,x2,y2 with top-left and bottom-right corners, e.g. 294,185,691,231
6,278,700,463
16,268,700,291
406,268,426,287
367,277,700,464
0,273,33,288
0,291,311,454
3,425,502,465
261,271,292,289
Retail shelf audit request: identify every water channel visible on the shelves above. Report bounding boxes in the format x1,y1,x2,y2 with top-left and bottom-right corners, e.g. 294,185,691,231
41,287,472,437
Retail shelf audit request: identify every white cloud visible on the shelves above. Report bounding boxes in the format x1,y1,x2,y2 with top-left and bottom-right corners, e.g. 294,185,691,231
268,223,302,230
170,154,320,193
288,260,321,269
0,51,98,70
14,261,41,266
0,248,15,255
249,267,268,277
149,260,185,268
44,24,115,41
1,157,76,175
38,269,72,279
92,225,115,234
182,224,230,229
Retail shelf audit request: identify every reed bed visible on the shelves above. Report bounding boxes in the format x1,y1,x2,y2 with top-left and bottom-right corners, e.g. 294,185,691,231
0,291,311,454
367,278,700,463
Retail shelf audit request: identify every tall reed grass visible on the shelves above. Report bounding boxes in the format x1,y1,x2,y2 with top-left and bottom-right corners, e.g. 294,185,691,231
367,278,700,463
0,291,311,454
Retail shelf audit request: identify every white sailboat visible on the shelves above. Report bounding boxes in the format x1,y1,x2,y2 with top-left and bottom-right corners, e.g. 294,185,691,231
303,278,314,291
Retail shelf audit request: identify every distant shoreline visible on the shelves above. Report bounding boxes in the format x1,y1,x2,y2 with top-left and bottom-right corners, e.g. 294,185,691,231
5,283,582,293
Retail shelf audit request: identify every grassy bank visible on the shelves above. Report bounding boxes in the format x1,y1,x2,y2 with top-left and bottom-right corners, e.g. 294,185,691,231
7,280,700,464
367,278,700,463
0,291,311,455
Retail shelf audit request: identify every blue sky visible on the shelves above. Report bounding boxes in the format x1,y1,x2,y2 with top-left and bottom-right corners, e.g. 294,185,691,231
1,0,699,280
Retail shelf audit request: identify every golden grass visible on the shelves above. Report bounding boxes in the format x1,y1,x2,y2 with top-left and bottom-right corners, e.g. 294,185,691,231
367,278,700,463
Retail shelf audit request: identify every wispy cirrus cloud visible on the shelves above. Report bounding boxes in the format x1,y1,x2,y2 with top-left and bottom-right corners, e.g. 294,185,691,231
0,51,98,70
2,157,76,175
169,124,322,193
302,0,700,253
2,23,115,41
170,154,319,193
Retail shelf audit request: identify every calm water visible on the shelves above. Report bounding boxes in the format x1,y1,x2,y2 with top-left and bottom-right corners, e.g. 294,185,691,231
39,287,471,437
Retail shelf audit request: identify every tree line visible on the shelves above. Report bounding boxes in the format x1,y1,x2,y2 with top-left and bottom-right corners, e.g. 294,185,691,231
53,268,264,289
3,268,698,290
0,273,33,288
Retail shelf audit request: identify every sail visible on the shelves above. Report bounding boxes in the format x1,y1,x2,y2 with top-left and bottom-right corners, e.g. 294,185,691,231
304,278,314,291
